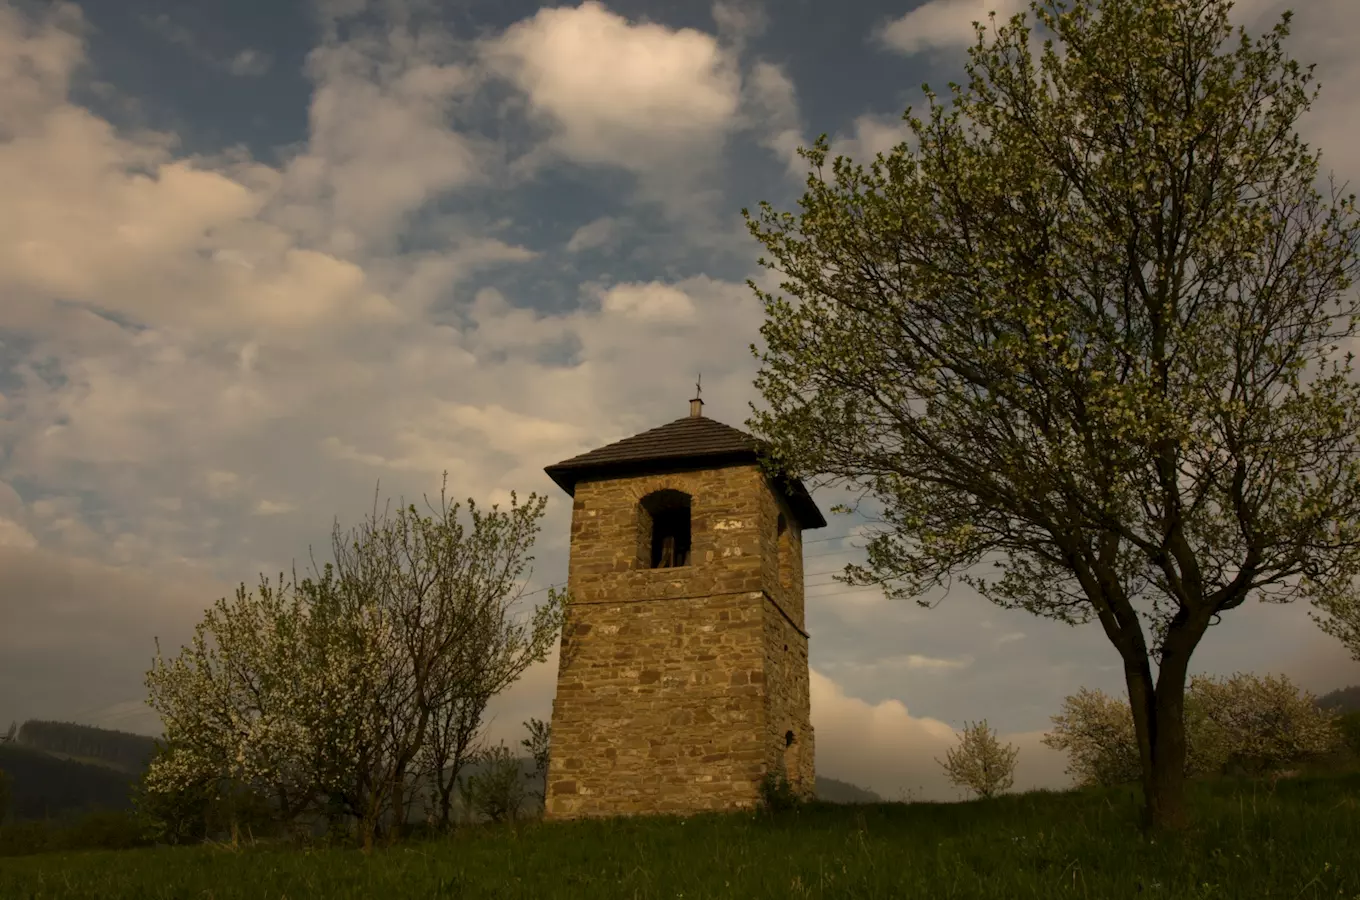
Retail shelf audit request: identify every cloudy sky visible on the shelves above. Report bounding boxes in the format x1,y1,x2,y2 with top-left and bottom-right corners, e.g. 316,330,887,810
2,0,1359,803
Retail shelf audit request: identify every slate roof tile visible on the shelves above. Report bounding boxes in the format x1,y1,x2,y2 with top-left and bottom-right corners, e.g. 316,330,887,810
545,411,826,530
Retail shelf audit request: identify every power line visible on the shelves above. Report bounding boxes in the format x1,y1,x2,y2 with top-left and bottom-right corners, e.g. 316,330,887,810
802,545,868,562
802,531,878,546
805,584,896,600
518,581,566,598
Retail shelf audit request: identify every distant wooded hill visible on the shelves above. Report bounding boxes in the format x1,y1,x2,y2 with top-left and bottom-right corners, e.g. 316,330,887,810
0,743,137,821
0,719,883,822
1317,686,1360,714
13,720,158,774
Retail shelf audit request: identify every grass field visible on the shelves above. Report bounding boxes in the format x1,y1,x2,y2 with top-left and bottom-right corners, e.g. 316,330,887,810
2,773,1358,899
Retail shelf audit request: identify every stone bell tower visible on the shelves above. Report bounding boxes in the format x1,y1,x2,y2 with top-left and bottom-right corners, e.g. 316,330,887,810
541,390,826,820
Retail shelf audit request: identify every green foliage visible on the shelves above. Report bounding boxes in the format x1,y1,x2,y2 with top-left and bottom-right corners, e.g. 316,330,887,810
1336,711,1360,758
3,774,1359,897
757,767,803,815
741,0,1360,832
1045,674,1344,788
0,769,10,824
130,744,212,846
1193,673,1342,776
0,809,151,858
937,720,1020,799
142,476,568,847
520,718,551,806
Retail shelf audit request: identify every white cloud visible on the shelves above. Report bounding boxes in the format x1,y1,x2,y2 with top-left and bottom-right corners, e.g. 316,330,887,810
876,0,1029,57
599,282,698,323
252,499,295,516
0,3,85,134
565,216,619,254
712,0,767,45
834,112,918,165
0,104,398,339
482,1,741,174
285,38,485,253
809,670,1071,800
744,61,805,179
0,516,38,549
227,48,271,77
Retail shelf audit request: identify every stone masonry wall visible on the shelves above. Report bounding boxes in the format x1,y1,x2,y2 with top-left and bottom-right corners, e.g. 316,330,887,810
758,487,814,796
759,485,806,633
763,607,815,794
545,462,816,820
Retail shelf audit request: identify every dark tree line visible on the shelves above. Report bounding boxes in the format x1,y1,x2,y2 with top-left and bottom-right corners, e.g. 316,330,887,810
16,721,157,775
0,743,135,821
1317,686,1360,714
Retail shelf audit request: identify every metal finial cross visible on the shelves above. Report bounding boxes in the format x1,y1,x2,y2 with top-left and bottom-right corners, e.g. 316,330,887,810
695,372,702,399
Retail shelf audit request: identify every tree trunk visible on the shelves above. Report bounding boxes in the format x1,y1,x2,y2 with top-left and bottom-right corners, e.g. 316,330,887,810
389,769,405,842
361,819,375,855
1126,652,1192,833
1145,684,1190,832
435,775,455,830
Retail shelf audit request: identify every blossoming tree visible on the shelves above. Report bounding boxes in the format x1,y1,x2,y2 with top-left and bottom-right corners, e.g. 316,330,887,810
145,477,566,850
742,0,1360,832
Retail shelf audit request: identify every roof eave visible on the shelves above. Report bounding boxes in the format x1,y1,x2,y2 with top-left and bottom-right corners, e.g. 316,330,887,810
544,450,759,496
543,452,827,531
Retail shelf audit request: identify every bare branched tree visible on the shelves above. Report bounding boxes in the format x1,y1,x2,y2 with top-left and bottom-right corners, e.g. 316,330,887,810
144,475,566,851
312,476,567,846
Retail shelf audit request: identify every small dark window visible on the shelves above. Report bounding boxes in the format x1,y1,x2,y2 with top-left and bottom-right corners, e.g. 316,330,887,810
785,730,795,747
639,489,691,569
652,509,690,567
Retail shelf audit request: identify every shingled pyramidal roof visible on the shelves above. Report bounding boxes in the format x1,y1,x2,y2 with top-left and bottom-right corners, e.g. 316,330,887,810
544,397,827,530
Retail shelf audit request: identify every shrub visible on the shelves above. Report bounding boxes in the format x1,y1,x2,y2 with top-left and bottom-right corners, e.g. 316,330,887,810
1042,688,1144,787
521,718,551,808
465,742,525,824
0,809,152,857
758,766,803,815
1336,711,1360,757
131,752,214,846
1192,673,1341,775
1043,673,1343,787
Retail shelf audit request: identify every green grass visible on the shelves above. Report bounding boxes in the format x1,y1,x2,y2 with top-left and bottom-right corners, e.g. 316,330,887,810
2,773,1359,899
